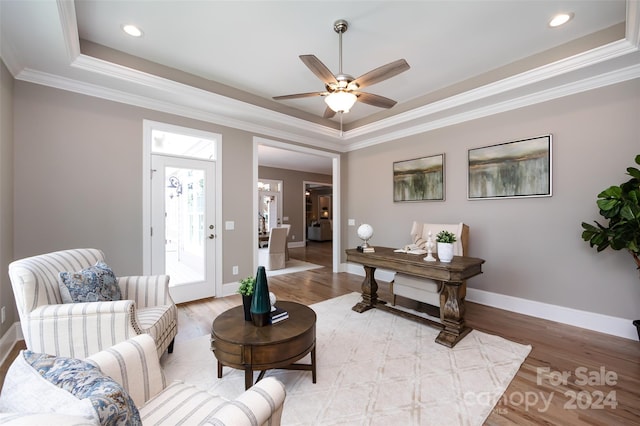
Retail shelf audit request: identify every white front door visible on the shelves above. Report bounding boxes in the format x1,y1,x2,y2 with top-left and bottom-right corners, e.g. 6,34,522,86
151,155,216,303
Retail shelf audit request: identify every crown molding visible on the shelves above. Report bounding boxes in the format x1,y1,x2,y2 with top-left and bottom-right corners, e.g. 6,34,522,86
344,63,640,152
626,0,640,47
342,38,638,141
57,0,80,62
15,67,346,152
66,33,639,152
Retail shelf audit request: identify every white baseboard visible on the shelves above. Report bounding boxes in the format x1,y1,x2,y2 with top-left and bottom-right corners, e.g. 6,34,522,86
0,323,22,367
465,287,637,341
288,241,306,249
342,262,637,340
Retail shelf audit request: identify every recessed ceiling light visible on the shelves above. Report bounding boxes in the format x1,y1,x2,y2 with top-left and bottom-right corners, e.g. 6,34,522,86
122,24,143,37
549,13,574,28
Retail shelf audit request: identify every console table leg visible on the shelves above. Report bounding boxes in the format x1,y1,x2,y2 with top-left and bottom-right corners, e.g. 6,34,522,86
217,360,223,378
353,265,378,313
436,281,472,347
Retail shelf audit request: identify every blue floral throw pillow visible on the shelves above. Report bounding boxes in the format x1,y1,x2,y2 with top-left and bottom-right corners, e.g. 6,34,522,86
59,261,121,303
23,350,141,426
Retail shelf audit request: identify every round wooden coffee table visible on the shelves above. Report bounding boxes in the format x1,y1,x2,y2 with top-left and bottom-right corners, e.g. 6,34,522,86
210,301,317,390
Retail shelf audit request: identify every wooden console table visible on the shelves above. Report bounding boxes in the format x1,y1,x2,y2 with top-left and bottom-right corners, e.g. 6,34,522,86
345,247,485,348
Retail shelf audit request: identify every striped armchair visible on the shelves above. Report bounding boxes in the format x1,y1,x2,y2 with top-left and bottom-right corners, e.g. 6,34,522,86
0,334,286,425
8,248,177,358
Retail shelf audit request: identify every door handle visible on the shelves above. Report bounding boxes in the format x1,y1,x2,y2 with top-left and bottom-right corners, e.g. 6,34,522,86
209,234,215,239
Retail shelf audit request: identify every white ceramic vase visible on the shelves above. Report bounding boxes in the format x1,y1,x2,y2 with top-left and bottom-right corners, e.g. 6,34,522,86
437,242,454,263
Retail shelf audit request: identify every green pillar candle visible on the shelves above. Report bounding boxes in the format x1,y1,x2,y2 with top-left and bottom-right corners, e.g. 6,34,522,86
251,266,272,327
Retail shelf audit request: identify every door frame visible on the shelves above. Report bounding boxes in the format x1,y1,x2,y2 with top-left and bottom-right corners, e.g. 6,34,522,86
254,137,341,272
142,120,223,296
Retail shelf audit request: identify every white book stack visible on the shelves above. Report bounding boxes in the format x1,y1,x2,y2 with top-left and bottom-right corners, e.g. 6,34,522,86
270,306,289,324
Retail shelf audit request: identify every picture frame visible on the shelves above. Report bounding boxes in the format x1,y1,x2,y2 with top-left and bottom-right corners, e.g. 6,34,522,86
393,153,445,202
468,135,552,200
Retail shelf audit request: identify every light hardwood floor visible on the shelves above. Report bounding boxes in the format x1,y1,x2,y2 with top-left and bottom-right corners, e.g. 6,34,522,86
2,241,639,424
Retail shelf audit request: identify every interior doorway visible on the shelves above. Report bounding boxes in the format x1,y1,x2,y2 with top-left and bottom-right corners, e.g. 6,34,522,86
304,182,333,242
254,137,340,273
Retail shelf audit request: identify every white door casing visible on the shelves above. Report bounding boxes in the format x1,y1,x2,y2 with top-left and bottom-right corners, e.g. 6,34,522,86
142,120,222,302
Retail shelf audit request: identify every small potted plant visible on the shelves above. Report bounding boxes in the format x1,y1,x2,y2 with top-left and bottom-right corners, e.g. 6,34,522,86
581,154,640,339
436,230,457,263
238,276,255,321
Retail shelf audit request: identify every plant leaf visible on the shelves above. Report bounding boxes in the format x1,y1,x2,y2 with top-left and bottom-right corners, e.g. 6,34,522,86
620,205,635,220
597,198,618,212
598,186,622,199
627,166,640,179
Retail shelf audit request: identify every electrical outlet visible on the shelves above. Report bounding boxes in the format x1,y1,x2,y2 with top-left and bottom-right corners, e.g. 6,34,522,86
292,235,295,240
348,219,356,226
1,306,5,324
232,266,238,275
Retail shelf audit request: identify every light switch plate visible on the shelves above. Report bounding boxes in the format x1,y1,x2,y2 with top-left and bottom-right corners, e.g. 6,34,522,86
348,219,356,226
225,221,235,230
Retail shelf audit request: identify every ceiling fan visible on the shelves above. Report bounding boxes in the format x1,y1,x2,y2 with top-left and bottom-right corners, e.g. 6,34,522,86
273,19,410,119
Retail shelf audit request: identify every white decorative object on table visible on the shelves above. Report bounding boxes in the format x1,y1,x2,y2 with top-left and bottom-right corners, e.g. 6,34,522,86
437,242,454,262
423,231,436,262
435,229,456,263
269,291,277,312
357,224,374,249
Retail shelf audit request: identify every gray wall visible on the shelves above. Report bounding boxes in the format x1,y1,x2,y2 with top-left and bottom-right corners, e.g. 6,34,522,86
0,60,15,335
344,79,640,320
11,81,314,284
259,166,332,243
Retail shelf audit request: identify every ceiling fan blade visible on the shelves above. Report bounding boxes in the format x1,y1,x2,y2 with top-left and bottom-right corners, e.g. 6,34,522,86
299,55,338,85
323,107,336,119
273,92,325,101
353,59,410,89
354,92,397,109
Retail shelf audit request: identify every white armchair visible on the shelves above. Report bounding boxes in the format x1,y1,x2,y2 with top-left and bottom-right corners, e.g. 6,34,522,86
8,248,177,358
0,334,286,425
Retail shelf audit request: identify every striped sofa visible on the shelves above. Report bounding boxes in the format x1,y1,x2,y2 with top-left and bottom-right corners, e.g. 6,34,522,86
8,248,177,359
0,334,286,425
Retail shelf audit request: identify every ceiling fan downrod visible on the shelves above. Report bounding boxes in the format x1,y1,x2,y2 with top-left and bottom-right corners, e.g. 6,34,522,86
334,19,348,77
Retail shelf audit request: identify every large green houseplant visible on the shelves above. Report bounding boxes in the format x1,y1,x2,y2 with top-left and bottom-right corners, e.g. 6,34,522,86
581,154,640,339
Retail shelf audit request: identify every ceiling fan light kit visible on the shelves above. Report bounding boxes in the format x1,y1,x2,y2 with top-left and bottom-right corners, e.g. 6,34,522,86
325,91,357,113
273,19,410,119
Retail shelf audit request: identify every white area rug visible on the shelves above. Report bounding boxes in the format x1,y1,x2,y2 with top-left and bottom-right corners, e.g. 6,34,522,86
162,292,531,426
258,248,324,276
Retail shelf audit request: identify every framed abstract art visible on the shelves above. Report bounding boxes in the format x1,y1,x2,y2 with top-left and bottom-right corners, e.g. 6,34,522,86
468,135,552,200
393,153,445,202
